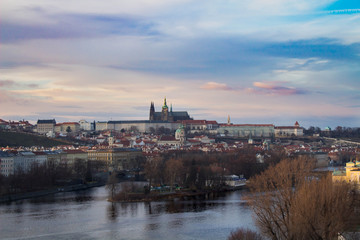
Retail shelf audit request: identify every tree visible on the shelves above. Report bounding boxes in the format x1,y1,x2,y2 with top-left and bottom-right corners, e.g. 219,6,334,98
74,159,87,181
144,158,162,193
66,126,72,133
106,172,119,201
164,158,184,191
130,126,139,133
246,156,357,240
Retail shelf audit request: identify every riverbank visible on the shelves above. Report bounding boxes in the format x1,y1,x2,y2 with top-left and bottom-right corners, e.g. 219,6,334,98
0,182,104,203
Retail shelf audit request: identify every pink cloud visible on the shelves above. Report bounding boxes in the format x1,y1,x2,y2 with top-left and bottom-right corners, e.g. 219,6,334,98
0,80,15,87
201,81,232,91
252,81,306,96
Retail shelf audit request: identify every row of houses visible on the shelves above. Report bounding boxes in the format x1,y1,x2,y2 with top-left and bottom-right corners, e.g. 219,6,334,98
0,148,142,177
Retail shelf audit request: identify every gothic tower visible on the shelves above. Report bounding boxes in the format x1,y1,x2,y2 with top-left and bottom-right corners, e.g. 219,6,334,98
161,97,169,121
149,102,155,121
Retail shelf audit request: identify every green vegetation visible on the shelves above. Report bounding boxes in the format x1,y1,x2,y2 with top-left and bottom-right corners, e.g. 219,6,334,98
0,131,68,147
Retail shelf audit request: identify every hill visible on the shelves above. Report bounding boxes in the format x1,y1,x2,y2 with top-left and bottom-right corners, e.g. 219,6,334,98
0,131,70,147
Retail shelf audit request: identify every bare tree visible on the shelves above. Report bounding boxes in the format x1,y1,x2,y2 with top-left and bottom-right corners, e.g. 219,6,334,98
106,172,119,201
144,158,162,193
228,228,263,240
164,158,184,191
246,156,357,240
291,174,356,239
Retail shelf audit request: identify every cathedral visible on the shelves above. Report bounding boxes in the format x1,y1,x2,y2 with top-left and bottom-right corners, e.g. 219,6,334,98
149,97,192,122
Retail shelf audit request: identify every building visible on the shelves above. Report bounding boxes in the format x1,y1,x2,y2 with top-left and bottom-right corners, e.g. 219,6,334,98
175,124,186,145
88,148,142,171
36,119,56,135
275,121,304,137
333,160,360,185
107,120,180,133
157,135,181,147
79,120,94,131
0,152,15,176
181,120,218,134
33,152,48,166
54,122,80,134
14,151,36,173
63,149,88,167
149,97,192,122
218,124,275,138
95,121,108,131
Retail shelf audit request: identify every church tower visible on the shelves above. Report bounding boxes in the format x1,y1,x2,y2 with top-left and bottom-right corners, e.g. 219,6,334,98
149,102,155,121
161,97,169,121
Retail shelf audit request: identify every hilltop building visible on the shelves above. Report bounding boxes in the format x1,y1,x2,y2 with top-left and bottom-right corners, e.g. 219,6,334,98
149,97,192,122
54,122,80,134
93,98,193,133
36,119,56,135
274,121,304,137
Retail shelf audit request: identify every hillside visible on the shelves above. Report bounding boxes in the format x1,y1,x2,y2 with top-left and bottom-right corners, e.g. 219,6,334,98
0,131,70,147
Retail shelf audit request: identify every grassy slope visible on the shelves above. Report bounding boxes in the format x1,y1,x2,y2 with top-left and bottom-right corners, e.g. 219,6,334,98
0,131,69,147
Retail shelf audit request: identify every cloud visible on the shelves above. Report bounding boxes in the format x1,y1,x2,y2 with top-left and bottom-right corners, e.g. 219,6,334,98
0,79,39,89
0,13,158,43
251,81,308,95
0,80,15,87
201,82,233,91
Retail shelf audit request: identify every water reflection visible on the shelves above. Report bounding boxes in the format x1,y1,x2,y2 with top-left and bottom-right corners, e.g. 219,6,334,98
0,186,255,240
107,203,118,221
145,223,160,231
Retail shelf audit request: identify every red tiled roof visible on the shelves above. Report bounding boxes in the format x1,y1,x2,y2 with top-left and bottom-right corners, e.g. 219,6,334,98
159,135,176,141
220,124,274,127
181,120,207,124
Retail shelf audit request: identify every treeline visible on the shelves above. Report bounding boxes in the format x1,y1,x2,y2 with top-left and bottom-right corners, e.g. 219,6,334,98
329,126,360,139
304,126,360,139
0,160,106,196
143,146,286,191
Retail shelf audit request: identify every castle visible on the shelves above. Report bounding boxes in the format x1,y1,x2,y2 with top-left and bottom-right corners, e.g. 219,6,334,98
149,97,192,122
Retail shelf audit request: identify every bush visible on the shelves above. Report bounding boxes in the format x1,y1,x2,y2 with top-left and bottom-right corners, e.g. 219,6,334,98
228,228,263,240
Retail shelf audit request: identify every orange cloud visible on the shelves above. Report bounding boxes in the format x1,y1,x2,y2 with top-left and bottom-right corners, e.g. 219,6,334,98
252,81,306,96
201,81,232,91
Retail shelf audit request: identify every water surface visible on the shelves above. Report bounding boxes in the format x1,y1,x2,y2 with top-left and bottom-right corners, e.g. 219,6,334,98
0,185,255,240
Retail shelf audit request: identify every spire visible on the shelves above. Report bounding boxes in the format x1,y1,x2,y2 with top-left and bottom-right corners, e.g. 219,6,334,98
149,101,155,121
162,97,168,109
170,103,173,112
227,115,231,125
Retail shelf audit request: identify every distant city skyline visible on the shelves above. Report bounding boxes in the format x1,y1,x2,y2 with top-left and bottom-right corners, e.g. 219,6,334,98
1,1,359,128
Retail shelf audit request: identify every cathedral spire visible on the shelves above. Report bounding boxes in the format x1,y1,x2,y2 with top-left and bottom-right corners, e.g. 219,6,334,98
170,103,173,112
227,115,231,125
162,97,168,109
149,101,155,121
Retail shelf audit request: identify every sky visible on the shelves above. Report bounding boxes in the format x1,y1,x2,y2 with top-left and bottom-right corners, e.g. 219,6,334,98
1,0,360,128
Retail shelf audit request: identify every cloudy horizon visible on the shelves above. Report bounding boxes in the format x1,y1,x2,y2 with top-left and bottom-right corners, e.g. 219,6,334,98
1,0,359,128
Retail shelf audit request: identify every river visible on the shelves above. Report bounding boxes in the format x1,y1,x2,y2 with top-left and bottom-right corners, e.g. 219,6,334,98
0,184,255,240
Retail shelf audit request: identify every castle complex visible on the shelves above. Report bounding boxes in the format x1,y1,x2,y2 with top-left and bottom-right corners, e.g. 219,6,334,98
149,97,192,122
34,97,303,138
